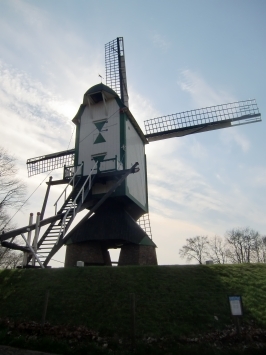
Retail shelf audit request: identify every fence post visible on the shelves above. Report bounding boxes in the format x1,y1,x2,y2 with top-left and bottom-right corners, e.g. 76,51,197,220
41,290,50,326
131,293,136,349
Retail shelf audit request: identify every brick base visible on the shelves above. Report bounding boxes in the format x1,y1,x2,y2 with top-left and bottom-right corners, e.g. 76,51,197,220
118,245,157,266
65,242,157,267
65,242,111,267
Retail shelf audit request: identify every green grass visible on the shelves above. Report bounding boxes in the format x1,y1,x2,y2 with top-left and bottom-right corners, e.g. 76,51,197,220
0,264,266,345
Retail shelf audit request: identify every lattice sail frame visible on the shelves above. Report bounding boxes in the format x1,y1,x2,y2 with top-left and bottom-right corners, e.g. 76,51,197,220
144,99,261,141
26,149,75,177
137,213,152,239
105,37,128,106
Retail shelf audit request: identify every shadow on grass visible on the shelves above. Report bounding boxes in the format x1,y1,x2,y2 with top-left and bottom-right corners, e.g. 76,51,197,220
0,264,266,340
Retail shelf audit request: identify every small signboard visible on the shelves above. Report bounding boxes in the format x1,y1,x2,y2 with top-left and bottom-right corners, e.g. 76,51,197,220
228,295,243,316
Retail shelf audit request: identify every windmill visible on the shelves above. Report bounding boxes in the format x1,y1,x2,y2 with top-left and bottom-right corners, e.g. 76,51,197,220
1,37,261,268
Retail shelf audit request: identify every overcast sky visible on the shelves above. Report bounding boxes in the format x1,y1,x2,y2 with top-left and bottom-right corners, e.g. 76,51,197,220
0,0,265,267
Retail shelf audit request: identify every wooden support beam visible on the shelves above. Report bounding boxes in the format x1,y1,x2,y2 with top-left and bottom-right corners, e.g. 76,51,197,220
1,241,31,253
0,213,64,242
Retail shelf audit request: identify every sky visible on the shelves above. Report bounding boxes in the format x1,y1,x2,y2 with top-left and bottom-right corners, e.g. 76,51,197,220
0,0,265,267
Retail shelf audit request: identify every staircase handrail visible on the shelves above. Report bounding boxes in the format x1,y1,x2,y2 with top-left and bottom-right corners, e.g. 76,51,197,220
54,163,84,214
57,161,98,241
69,161,98,214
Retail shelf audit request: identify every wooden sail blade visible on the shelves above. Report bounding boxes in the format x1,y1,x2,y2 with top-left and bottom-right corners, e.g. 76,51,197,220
144,99,261,142
26,149,75,177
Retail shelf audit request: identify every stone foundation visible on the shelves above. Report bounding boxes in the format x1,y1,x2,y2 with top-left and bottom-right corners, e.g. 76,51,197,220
65,242,157,267
118,245,157,266
65,242,111,267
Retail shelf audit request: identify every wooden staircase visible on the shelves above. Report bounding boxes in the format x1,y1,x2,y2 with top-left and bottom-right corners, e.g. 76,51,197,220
35,175,95,266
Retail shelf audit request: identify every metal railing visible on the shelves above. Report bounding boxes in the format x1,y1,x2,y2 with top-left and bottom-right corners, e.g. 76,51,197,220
54,163,84,215
56,161,98,242
97,155,123,173
63,164,84,180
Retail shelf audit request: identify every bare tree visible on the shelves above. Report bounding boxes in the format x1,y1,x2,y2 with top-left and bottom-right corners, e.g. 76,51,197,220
262,237,266,263
0,245,23,269
0,147,26,231
179,236,209,264
225,227,264,263
207,235,230,264
252,234,266,263
0,147,26,268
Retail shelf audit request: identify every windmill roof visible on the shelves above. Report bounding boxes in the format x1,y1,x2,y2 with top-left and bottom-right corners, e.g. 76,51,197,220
84,83,119,98
72,83,148,144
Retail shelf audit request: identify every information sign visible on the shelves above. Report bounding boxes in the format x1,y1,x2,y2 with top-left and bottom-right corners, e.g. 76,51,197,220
228,295,243,316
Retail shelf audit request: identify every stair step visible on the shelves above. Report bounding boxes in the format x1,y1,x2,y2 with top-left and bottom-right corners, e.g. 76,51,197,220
41,240,58,242
34,181,90,261
39,243,55,246
38,245,52,248
38,240,57,245
40,245,56,248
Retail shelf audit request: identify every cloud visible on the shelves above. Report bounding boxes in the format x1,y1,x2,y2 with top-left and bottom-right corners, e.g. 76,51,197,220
220,129,250,152
151,33,170,51
0,59,79,255
238,165,266,189
253,168,266,187
0,60,76,159
178,69,235,107
10,0,47,27
149,212,211,265
177,69,251,152
0,0,103,102
128,88,162,130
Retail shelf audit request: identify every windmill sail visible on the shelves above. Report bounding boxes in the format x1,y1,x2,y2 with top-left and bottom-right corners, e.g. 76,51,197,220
137,213,153,239
20,37,262,269
144,99,261,142
105,37,129,107
26,149,75,177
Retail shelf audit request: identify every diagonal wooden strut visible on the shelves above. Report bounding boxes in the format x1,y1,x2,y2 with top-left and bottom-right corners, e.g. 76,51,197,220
0,214,64,242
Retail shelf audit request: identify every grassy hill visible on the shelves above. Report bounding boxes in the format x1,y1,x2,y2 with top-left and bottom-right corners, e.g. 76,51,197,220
0,264,266,353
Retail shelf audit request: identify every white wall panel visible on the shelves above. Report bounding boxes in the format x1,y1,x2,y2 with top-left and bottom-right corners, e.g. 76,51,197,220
78,99,121,176
125,119,147,208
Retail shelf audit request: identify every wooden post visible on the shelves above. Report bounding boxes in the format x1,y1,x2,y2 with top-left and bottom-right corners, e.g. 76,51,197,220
21,233,44,268
23,213,33,267
41,290,49,326
236,317,241,336
40,176,53,221
131,293,136,349
32,212,41,266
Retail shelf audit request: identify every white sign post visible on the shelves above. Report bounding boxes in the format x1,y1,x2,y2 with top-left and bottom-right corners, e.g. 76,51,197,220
228,295,243,334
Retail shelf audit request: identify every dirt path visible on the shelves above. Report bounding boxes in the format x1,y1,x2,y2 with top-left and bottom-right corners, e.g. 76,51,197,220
0,345,59,355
